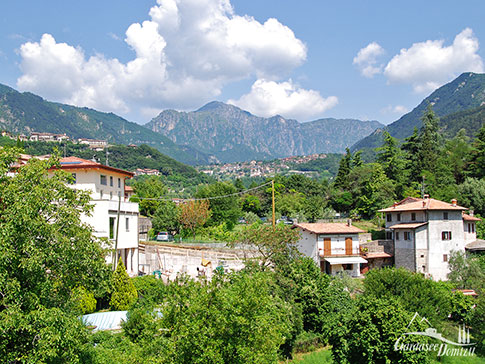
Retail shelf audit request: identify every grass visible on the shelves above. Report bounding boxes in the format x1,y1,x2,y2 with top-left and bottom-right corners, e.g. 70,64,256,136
283,348,333,363
431,356,484,363
283,347,483,364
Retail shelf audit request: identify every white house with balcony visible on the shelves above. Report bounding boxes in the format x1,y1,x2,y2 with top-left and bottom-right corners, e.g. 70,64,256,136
52,157,139,275
293,222,367,277
379,196,481,281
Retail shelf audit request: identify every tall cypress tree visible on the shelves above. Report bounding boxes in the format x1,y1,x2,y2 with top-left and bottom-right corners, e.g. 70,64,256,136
417,104,441,175
468,123,485,179
334,148,352,190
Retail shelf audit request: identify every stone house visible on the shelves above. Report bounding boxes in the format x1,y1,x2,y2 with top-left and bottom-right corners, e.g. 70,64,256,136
293,222,367,277
379,196,480,281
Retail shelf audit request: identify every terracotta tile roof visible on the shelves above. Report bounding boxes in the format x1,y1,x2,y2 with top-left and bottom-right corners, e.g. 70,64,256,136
389,222,428,229
294,222,365,234
379,197,467,212
53,156,133,177
463,213,481,222
362,252,393,259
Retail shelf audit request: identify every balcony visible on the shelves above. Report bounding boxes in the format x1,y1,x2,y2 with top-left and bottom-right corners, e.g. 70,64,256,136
318,247,360,257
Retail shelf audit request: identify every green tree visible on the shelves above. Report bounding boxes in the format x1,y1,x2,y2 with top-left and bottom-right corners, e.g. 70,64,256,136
458,177,485,216
0,149,108,312
237,224,301,269
0,148,108,361
152,200,180,234
364,267,453,325
334,148,352,190
448,250,485,293
131,176,167,217
70,285,97,315
241,194,261,214
110,258,138,310
468,122,485,179
417,104,441,175
328,295,432,364
196,182,241,229
376,130,405,182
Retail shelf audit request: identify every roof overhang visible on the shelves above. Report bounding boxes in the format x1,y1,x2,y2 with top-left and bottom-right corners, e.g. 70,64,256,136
389,222,428,229
324,257,367,265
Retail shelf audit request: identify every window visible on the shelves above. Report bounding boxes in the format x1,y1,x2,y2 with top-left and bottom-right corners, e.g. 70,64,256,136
126,218,130,232
472,224,475,233
395,232,400,240
443,212,448,220
110,176,113,186
404,232,411,240
109,217,116,239
397,213,401,222
441,231,452,240
411,213,416,221
387,214,392,222
386,231,393,240
100,175,107,185
443,254,448,262
118,178,121,188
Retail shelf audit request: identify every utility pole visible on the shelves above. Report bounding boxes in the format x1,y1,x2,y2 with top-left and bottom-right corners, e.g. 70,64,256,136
272,179,275,228
113,191,122,271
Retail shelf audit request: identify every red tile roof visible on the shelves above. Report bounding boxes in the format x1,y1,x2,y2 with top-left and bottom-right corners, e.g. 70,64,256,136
379,197,467,212
294,223,365,234
362,252,393,259
389,222,428,229
463,213,481,222
53,156,133,177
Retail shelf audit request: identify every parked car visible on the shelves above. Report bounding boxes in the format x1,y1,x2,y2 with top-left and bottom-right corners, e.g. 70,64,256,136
156,232,172,241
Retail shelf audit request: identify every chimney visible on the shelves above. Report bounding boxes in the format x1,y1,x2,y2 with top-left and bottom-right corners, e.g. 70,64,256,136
451,199,457,207
470,210,474,217
347,218,352,227
424,194,429,199
393,202,397,209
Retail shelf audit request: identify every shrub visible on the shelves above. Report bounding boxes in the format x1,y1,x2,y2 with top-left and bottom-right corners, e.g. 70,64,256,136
71,285,97,314
110,259,138,311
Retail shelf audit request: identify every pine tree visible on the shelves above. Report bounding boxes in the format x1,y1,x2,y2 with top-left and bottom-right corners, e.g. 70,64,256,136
417,104,441,175
376,131,404,181
110,258,137,310
468,123,485,179
334,148,352,190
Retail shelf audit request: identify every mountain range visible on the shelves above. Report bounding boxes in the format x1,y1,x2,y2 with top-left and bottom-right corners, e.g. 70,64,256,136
0,84,211,165
145,101,383,163
352,72,485,151
1,72,485,166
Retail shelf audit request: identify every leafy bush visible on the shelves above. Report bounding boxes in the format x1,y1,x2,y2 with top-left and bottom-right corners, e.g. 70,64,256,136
71,285,97,314
110,259,138,311
328,296,432,364
132,275,167,306
364,267,453,325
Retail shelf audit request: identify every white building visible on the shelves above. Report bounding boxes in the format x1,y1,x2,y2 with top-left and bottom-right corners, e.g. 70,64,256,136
294,222,367,277
54,157,139,275
379,196,480,281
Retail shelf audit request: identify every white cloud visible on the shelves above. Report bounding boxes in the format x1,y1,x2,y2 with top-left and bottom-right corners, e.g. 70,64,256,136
384,28,484,93
16,0,308,119
381,104,408,115
353,42,385,78
228,79,338,120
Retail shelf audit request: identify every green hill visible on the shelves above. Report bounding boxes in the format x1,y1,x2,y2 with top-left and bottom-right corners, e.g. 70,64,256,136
352,72,485,151
0,84,212,165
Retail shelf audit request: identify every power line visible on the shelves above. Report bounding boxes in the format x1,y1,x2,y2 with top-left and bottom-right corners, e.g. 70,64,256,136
133,180,273,202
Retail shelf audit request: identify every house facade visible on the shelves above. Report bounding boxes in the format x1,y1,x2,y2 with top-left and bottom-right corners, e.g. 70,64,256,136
53,157,140,275
379,196,480,281
294,222,367,277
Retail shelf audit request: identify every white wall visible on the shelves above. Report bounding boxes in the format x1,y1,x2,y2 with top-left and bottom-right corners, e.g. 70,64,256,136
317,234,360,256
296,230,319,265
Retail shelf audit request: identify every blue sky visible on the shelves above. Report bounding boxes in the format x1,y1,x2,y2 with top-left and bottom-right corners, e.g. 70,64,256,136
1,0,484,125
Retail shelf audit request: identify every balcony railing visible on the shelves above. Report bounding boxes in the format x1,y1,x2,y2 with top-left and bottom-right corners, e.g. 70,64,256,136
319,247,360,257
